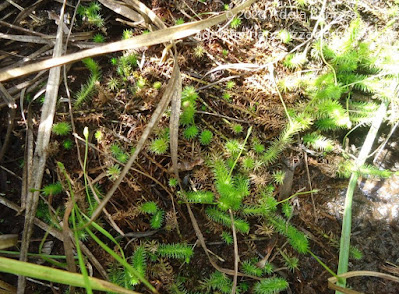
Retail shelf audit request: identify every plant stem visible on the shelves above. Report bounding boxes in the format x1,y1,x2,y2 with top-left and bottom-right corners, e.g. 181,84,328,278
336,101,388,293
228,126,252,178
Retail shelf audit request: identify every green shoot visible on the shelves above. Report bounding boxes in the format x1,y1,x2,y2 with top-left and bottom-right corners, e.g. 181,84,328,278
52,122,71,136
183,125,199,140
140,202,158,214
199,130,213,145
149,137,169,155
278,29,292,44
42,182,63,196
157,243,193,262
93,33,105,43
107,164,121,181
253,277,288,294
62,139,73,150
230,17,242,29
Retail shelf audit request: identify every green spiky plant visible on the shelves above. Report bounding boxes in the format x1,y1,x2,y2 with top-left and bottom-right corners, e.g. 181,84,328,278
109,242,194,291
194,45,205,58
180,86,199,126
221,231,233,245
139,202,165,229
109,144,129,163
128,246,147,286
36,199,55,225
62,139,73,150
230,16,241,29
42,182,63,196
201,271,251,294
139,202,158,214
231,123,243,134
206,207,250,233
184,127,318,280
157,243,193,263
252,139,265,154
253,277,288,294
274,17,399,182
107,77,120,91
75,58,101,107
201,271,233,294
272,170,285,185
149,137,169,155
304,18,398,132
136,77,146,89
77,1,104,27
283,53,307,69
183,125,199,140
150,209,164,229
169,177,178,187
153,81,162,89
241,155,255,171
261,115,311,165
52,122,71,136
175,18,185,25
199,130,213,145
303,132,334,152
107,164,121,181
185,190,214,204
114,53,137,81
222,92,231,101
241,258,264,277
226,81,235,90
278,29,291,44
93,33,105,43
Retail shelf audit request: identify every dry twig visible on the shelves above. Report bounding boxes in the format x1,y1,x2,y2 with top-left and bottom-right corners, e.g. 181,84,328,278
17,2,67,292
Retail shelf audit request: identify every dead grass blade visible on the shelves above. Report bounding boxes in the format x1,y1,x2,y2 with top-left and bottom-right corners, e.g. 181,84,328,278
0,82,17,109
0,0,256,81
17,3,67,293
13,0,46,24
0,32,54,45
328,271,399,294
62,198,78,276
0,84,16,165
0,19,47,37
98,0,145,25
169,58,182,181
123,0,167,29
0,234,18,250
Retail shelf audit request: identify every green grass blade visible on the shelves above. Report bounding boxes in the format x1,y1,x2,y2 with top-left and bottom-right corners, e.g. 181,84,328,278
0,256,141,294
85,228,157,293
336,101,388,293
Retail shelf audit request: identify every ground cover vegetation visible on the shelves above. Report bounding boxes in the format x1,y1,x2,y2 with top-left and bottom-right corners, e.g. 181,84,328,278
1,0,399,293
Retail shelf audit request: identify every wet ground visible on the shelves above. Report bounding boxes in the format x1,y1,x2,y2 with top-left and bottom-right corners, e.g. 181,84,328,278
315,138,399,293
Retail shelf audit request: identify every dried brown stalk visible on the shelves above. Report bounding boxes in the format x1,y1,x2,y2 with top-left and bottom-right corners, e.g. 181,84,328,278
17,2,67,292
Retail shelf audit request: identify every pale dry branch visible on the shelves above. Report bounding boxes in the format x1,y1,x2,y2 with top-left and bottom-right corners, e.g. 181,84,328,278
0,0,256,81
17,2,67,292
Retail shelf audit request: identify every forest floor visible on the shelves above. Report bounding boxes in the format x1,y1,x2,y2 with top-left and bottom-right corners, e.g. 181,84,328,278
1,0,399,293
